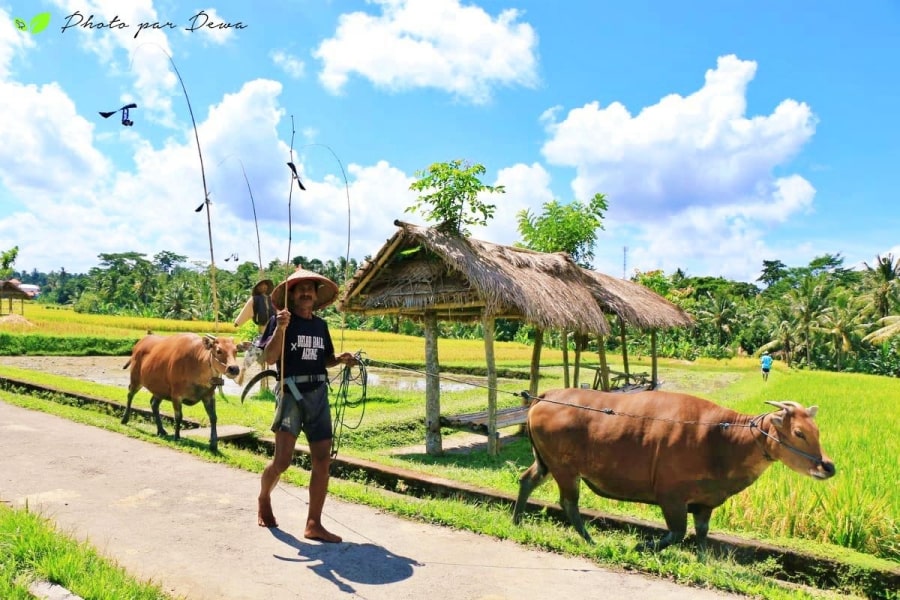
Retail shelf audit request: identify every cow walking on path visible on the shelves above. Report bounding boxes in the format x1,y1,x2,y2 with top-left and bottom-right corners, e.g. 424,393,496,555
121,333,242,452
513,389,836,550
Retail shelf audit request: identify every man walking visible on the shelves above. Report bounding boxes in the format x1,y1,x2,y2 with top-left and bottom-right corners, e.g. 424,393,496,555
760,351,774,382
256,268,356,542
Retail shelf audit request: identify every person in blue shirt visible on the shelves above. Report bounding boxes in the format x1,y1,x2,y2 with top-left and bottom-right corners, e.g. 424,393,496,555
760,351,774,382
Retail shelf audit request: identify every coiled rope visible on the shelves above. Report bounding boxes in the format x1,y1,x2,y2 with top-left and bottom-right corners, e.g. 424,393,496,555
330,350,368,459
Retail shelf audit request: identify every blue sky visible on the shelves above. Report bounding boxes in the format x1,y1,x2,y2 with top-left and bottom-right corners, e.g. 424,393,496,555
1,0,897,283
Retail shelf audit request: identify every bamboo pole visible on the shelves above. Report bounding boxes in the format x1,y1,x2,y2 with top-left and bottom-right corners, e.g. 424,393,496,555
424,311,442,456
483,314,498,456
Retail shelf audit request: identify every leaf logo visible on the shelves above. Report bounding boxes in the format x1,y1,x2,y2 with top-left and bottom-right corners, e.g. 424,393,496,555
14,12,51,34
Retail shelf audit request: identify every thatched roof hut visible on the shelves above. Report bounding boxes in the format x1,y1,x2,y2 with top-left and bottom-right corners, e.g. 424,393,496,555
584,270,693,330
0,280,31,316
582,270,693,390
341,220,610,335
340,220,614,456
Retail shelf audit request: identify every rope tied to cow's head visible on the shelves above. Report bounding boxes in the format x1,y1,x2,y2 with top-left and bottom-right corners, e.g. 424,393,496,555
203,334,228,393
749,407,828,467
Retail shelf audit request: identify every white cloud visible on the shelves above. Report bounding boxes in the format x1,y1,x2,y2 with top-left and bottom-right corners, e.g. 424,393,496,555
0,80,111,198
313,0,539,103
541,54,818,281
0,8,35,79
0,69,413,274
270,50,305,79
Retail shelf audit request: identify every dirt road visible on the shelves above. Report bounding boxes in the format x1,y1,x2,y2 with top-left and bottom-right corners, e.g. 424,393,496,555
0,400,741,600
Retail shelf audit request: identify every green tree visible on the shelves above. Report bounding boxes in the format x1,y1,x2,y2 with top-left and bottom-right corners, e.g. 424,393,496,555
862,253,900,319
516,193,609,386
1,246,18,279
153,251,187,276
760,302,800,368
815,291,867,371
757,259,788,288
88,252,157,313
516,194,608,267
407,159,505,235
695,292,739,348
788,274,831,367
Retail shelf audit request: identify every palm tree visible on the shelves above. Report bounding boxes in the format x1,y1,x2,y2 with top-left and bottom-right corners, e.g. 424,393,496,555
815,292,868,371
694,292,738,348
788,274,831,367
863,315,900,344
862,254,900,319
761,301,799,367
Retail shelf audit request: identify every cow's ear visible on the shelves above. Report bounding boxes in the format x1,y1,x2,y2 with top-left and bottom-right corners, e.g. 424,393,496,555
806,406,818,419
771,413,784,428
203,334,216,349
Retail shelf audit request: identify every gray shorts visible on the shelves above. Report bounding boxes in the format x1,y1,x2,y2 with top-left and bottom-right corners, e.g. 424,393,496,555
270,383,332,442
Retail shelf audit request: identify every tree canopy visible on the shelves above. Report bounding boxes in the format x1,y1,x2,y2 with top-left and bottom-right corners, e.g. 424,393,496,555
516,193,608,267
406,159,505,235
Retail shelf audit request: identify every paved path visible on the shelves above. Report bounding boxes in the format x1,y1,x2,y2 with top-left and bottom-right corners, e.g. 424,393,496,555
0,401,740,600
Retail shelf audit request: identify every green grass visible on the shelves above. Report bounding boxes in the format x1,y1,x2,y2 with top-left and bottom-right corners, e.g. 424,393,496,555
4,380,894,600
0,502,176,600
1,308,899,599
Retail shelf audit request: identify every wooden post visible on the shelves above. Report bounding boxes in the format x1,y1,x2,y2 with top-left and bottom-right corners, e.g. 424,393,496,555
424,311,442,456
561,329,570,388
597,335,610,390
618,316,630,376
528,328,543,396
573,333,583,388
483,314,499,456
651,329,658,389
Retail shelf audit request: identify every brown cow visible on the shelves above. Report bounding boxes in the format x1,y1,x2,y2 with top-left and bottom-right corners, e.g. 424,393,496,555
121,333,242,452
513,389,835,550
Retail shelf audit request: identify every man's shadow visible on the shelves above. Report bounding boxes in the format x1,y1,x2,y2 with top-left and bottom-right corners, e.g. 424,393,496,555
269,528,421,594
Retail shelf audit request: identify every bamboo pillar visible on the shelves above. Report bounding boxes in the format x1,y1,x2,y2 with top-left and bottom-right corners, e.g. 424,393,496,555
651,329,658,389
483,314,499,456
561,329,570,388
528,328,544,396
597,335,610,390
573,333,583,388
424,311,442,456
618,316,630,376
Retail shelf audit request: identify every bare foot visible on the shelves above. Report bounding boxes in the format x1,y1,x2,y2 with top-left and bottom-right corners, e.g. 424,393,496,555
257,498,278,528
304,522,342,543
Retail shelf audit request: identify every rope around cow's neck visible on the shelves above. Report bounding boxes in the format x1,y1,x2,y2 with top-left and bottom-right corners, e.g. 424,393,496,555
205,340,226,396
748,412,827,466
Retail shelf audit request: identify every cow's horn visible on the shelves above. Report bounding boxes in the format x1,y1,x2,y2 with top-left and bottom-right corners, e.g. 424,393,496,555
764,400,797,414
204,333,217,342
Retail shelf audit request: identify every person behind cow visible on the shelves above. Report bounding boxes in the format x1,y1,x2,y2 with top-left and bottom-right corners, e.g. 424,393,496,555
234,278,276,391
256,268,356,542
760,350,774,382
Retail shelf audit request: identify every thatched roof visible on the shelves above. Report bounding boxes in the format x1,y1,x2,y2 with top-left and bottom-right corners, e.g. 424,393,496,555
0,280,31,301
583,270,694,330
340,220,611,335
